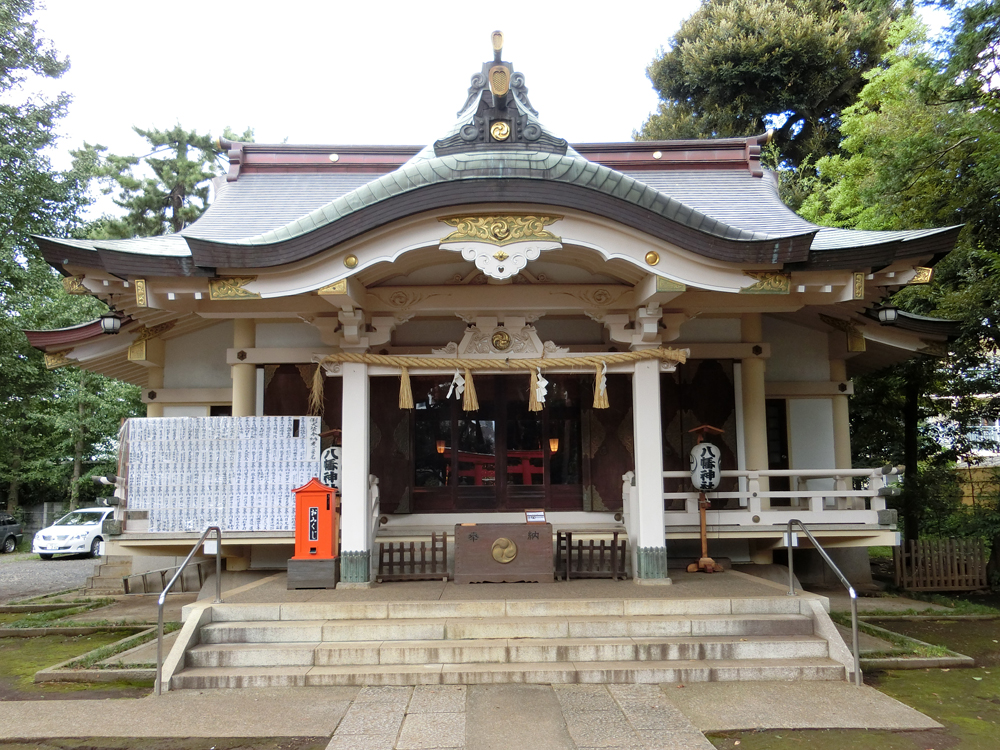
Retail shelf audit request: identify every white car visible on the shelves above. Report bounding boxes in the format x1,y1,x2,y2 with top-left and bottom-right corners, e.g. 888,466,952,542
32,507,114,560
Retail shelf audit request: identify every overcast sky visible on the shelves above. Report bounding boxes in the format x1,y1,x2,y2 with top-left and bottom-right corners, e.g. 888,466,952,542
33,0,706,162
32,0,951,171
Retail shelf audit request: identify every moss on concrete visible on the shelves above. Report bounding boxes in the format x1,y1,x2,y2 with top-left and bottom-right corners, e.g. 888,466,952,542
0,633,151,698
708,617,1000,749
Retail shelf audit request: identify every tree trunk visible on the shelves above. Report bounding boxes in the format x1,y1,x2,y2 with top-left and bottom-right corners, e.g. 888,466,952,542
903,369,921,542
6,446,22,515
988,533,1000,586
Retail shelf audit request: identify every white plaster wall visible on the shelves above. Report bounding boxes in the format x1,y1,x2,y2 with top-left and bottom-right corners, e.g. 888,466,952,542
164,322,233,388
534,317,604,345
256,321,325,348
675,317,741,343
789,399,836,490
394,318,469,347
163,405,211,417
763,317,830,382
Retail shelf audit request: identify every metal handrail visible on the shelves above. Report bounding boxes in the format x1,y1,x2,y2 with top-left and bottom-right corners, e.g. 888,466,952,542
786,519,862,687
156,525,222,696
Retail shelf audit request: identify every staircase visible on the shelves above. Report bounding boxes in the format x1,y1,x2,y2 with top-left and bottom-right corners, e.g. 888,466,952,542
85,555,130,594
168,596,849,689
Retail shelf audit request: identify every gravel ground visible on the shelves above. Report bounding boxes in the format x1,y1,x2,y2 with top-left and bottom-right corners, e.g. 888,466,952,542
0,553,96,604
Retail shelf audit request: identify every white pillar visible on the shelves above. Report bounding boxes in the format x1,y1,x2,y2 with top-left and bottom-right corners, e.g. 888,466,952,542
830,359,852,470
631,358,669,582
339,362,371,583
741,314,770,497
231,319,256,417
146,364,164,418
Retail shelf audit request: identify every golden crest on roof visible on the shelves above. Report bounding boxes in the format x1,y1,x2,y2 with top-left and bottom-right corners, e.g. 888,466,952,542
439,215,561,247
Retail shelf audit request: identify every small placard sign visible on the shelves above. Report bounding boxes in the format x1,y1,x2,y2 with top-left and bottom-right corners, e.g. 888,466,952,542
524,509,546,524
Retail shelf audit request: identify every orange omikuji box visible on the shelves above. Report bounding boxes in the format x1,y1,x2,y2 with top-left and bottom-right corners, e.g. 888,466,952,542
291,478,339,561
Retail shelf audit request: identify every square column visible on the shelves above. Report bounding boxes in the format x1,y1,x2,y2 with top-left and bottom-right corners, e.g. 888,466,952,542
339,362,371,584
630,358,669,582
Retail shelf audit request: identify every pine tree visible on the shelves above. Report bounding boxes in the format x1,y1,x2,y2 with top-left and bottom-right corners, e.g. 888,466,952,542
75,125,254,238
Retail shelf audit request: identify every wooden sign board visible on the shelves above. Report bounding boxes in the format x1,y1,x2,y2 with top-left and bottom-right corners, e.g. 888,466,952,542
524,509,546,524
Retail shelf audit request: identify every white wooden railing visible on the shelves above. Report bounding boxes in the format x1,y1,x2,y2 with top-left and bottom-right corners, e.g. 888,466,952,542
660,467,901,527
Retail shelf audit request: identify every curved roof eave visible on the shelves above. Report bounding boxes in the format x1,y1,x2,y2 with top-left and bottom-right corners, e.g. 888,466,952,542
196,150,801,246
32,151,962,277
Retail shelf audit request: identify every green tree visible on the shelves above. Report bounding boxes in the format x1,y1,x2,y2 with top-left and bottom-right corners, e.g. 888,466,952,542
76,125,253,239
0,2,142,515
636,0,902,168
801,14,1000,555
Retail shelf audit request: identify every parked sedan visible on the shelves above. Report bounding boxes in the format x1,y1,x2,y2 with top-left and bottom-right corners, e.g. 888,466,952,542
32,507,114,559
1,513,23,554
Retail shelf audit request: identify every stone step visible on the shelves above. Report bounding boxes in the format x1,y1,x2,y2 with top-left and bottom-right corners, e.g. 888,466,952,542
96,563,131,575
171,657,846,689
206,597,806,623
198,613,814,644
85,577,125,593
186,634,830,668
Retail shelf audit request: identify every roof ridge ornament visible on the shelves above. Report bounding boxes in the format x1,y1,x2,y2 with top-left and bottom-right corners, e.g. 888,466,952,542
436,31,563,157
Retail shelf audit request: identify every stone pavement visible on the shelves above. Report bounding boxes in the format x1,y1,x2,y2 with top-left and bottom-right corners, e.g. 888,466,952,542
0,681,938,748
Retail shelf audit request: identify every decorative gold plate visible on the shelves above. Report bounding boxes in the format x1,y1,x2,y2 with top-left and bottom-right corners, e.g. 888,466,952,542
492,537,517,563
491,330,512,351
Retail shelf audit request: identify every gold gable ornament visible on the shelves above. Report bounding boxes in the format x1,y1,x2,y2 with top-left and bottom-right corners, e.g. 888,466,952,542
819,314,866,353
741,271,791,294
440,215,562,247
61,276,88,295
208,276,261,300
439,215,563,281
131,321,176,344
44,351,74,369
853,272,866,300
911,267,934,284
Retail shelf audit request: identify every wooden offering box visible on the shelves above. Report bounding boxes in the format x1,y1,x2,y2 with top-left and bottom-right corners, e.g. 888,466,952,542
453,523,554,584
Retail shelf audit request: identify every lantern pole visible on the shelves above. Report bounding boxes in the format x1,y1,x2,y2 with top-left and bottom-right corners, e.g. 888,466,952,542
687,424,725,574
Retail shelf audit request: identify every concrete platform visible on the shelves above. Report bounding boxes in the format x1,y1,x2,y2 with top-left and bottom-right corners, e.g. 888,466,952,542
0,682,939,747
212,568,800,605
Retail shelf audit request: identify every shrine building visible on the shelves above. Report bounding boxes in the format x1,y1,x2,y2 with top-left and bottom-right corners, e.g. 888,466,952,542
27,34,959,586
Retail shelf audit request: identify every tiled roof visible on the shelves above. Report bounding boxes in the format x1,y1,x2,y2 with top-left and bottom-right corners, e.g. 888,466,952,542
35,142,958,270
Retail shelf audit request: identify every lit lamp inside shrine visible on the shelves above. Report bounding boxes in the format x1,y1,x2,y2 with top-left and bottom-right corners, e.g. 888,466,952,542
549,438,559,453
436,440,446,454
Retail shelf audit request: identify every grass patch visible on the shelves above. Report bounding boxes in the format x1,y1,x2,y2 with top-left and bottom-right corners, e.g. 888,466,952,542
867,546,893,559
0,632,151,695
4,599,115,628
905,591,1000,614
65,623,180,669
10,588,82,605
872,617,1000,666
829,612,950,657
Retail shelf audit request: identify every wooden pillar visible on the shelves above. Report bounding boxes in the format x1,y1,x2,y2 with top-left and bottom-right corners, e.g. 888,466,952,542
339,362,371,584
231,319,256,417
631,358,669,582
741,314,769,496
830,359,852,470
